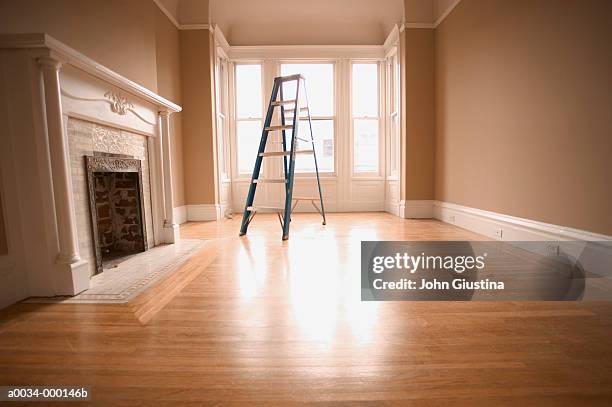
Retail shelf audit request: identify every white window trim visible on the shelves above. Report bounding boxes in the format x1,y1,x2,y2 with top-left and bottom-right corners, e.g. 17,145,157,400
349,60,385,179
215,54,231,182
232,61,264,178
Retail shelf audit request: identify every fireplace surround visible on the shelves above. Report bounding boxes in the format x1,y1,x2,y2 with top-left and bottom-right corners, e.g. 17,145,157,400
0,33,182,304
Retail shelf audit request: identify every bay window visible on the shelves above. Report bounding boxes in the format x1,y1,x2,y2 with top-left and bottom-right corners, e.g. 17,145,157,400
352,63,380,174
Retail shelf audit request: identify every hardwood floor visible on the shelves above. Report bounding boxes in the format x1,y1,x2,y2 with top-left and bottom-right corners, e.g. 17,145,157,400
1,213,611,405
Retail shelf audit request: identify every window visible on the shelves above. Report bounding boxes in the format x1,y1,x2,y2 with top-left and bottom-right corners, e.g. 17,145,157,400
387,53,399,177
280,63,334,173
215,56,229,179
235,64,263,174
352,63,379,173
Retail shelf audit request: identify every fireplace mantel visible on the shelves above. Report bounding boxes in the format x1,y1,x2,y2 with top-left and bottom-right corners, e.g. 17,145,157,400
0,33,182,303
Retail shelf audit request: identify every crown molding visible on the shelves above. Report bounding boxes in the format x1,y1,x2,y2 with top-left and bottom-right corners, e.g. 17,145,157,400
399,0,462,30
383,24,400,51
152,0,180,29
179,24,212,31
403,23,435,29
214,25,231,57
434,0,462,27
152,0,211,31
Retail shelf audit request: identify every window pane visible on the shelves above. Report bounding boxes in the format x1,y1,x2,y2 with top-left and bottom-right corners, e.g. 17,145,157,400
217,116,227,177
236,65,262,118
354,119,379,173
389,114,398,174
352,64,378,117
285,120,334,173
237,121,262,174
281,64,333,117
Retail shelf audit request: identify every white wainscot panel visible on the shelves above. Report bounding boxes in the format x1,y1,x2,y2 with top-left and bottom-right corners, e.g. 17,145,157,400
292,179,338,212
350,180,385,211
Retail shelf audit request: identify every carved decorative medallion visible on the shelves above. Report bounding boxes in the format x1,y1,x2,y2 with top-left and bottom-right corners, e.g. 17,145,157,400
86,156,141,173
104,91,134,115
92,124,139,157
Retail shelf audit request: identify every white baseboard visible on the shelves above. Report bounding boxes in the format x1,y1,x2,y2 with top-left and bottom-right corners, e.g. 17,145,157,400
400,200,435,219
433,200,612,242
186,204,221,222
385,201,400,217
433,200,612,279
173,205,187,224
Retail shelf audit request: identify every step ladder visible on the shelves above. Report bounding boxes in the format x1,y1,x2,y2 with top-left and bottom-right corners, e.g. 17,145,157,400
239,74,326,240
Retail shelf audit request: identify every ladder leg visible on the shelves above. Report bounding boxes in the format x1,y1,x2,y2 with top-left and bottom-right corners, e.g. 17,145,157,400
280,85,289,189
240,81,280,236
281,80,301,240
303,83,327,225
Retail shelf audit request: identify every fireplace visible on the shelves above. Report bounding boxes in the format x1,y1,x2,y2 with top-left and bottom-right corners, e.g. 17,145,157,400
85,155,148,274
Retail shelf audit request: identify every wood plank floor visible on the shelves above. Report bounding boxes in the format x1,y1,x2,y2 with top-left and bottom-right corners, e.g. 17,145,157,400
1,213,612,406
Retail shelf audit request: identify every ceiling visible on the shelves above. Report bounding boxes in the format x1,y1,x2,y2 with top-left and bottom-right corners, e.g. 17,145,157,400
156,0,461,45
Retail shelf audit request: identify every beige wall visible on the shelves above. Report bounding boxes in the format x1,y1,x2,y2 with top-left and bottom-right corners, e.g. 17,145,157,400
155,7,185,207
0,187,6,255
435,0,612,235
0,0,158,90
0,0,187,208
404,28,436,200
180,29,217,205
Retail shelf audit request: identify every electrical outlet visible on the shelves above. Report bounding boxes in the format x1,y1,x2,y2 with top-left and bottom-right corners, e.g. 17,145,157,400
545,241,560,256
494,228,503,239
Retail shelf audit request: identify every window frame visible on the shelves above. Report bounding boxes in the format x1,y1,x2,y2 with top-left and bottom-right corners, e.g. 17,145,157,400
279,60,338,177
215,53,231,181
350,60,384,178
232,61,264,178
385,49,400,180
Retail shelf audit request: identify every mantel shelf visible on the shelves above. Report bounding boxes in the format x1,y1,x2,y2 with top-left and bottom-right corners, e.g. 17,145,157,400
0,33,182,113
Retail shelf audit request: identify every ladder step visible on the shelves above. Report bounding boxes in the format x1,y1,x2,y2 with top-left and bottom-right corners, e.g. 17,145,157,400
247,206,285,212
259,150,314,157
265,125,293,131
284,107,309,113
272,99,296,106
253,178,287,184
269,137,311,144
292,196,320,200
276,74,304,82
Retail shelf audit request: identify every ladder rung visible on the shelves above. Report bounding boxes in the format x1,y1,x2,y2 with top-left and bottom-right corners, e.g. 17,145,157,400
276,74,305,82
259,150,314,157
247,206,285,212
270,137,311,144
284,116,310,121
272,99,296,106
292,196,320,201
265,125,293,131
284,107,309,113
253,178,287,184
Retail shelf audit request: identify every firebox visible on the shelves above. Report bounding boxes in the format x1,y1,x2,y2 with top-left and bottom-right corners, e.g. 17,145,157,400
85,154,148,274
